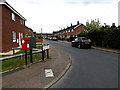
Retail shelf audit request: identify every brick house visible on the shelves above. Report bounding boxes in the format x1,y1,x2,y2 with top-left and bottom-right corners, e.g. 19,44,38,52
0,0,34,53
52,21,84,40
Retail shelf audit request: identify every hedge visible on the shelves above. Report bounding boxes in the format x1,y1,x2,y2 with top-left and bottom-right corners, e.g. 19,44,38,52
78,26,120,49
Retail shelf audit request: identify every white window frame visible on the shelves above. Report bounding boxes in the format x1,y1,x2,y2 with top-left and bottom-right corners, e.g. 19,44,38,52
13,31,16,42
72,29,74,32
12,13,15,21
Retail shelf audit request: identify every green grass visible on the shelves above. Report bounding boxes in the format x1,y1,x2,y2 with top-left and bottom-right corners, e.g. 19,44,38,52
1,46,43,72
36,43,42,45
0,55,12,58
36,45,42,49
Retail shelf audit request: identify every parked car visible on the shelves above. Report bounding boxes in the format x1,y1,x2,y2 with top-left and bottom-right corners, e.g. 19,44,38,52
71,37,91,48
52,37,58,41
48,37,52,40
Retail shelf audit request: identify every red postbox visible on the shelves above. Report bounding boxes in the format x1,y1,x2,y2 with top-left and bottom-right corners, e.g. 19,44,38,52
22,37,30,50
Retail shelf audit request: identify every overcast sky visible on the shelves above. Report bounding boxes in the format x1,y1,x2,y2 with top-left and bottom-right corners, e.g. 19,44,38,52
7,0,118,33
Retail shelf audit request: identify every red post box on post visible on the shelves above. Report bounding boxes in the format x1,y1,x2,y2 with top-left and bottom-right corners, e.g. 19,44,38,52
22,37,30,66
21,37,36,65
22,37,30,50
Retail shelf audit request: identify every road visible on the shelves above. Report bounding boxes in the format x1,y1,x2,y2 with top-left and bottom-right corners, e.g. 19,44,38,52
46,40,118,88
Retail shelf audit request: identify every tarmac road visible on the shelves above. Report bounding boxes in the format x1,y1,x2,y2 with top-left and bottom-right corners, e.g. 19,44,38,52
47,40,118,88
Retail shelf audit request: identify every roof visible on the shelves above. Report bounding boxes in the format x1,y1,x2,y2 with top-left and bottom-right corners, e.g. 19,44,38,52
52,23,84,34
0,1,27,21
36,33,53,35
25,26,33,32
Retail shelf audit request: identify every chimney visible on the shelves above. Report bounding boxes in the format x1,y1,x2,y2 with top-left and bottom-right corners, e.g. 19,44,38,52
77,21,79,25
0,0,6,2
112,23,115,26
71,23,72,27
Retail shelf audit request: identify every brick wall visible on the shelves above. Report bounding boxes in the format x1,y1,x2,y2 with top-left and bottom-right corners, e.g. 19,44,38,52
73,25,84,37
24,27,33,36
0,5,2,52
53,24,84,39
1,5,32,52
36,39,43,43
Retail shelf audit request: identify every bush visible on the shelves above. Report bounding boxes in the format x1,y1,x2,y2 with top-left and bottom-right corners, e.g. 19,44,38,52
78,26,120,49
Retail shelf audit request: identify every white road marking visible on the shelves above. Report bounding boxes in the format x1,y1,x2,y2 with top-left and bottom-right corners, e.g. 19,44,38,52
45,69,54,77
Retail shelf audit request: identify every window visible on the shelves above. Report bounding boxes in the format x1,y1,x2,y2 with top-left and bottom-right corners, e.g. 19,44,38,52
20,19,24,24
13,31,16,42
72,29,74,32
12,13,15,21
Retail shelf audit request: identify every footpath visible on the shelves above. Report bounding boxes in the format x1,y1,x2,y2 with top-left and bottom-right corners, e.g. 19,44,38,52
2,41,72,89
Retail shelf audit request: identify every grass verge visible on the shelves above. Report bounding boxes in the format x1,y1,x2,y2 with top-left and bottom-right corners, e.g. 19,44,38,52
1,46,43,72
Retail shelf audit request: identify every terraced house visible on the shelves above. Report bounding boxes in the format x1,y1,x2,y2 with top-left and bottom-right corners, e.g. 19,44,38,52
0,0,34,53
53,21,84,40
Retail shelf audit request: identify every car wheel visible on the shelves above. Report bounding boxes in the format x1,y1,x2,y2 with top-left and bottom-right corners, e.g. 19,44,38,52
78,44,81,49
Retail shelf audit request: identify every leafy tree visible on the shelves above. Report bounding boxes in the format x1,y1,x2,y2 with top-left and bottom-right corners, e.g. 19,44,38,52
85,19,102,31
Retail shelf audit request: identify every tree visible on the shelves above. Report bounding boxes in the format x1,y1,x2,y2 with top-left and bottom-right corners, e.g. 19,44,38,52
85,19,102,32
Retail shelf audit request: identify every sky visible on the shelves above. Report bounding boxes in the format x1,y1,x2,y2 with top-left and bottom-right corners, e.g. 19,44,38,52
7,0,119,33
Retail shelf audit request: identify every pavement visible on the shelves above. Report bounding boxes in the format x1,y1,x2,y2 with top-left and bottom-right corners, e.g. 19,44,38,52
92,46,120,54
2,41,72,89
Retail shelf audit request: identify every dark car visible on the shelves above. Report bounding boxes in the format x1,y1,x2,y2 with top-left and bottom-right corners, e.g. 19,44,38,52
71,37,91,48
52,37,58,41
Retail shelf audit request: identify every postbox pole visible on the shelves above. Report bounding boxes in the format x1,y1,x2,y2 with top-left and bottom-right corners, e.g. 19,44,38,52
30,49,33,63
25,50,27,65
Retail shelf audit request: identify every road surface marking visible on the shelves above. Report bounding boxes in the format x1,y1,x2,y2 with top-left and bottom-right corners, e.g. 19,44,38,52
45,69,54,77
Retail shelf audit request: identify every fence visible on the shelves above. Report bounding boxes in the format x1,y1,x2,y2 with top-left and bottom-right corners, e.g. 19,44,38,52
1,44,50,72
